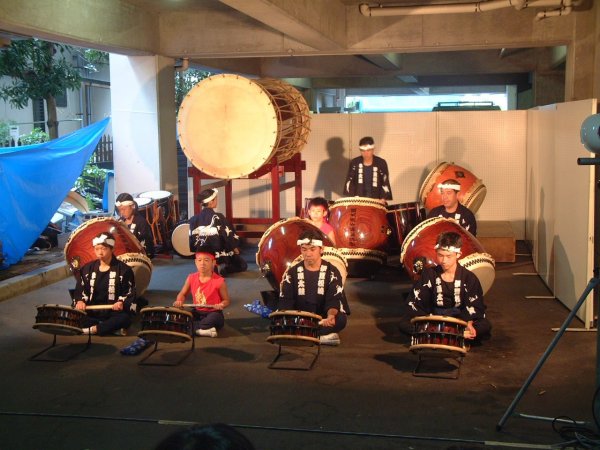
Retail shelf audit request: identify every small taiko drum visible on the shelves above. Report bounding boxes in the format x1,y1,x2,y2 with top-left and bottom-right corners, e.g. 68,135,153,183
410,315,468,355
256,218,334,291
178,74,311,179
32,304,85,336
328,197,391,277
171,223,194,258
134,197,154,225
138,307,193,343
64,217,153,295
386,202,425,252
419,162,487,213
400,217,495,295
267,310,322,346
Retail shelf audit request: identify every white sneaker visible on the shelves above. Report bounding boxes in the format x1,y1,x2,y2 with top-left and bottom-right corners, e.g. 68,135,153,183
319,333,340,346
195,327,218,338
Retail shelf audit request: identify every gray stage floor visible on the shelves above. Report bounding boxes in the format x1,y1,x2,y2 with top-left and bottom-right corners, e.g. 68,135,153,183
0,245,597,450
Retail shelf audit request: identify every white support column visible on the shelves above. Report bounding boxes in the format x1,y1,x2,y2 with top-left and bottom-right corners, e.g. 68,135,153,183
109,54,177,198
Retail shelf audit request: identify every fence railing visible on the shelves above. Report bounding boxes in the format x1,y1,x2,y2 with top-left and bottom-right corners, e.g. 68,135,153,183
0,134,114,168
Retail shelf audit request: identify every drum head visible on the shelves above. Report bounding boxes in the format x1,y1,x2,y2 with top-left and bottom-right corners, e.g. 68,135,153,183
138,190,172,201
171,223,194,257
33,323,83,336
178,74,279,179
266,335,320,346
134,197,153,208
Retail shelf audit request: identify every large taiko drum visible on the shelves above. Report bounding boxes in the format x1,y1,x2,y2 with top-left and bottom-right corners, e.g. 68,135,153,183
177,74,311,179
32,304,85,336
410,315,468,356
328,197,391,277
134,197,154,225
400,217,495,295
64,217,153,295
386,202,425,252
256,218,335,291
267,310,322,346
419,162,487,213
138,307,193,343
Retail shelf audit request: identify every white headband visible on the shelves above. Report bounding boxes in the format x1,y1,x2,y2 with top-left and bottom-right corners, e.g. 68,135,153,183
92,235,115,247
115,200,135,207
435,244,461,254
359,144,375,151
202,189,218,204
438,183,461,191
297,238,323,247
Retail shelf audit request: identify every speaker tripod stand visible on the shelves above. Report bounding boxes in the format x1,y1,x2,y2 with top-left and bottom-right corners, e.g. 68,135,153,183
496,269,599,431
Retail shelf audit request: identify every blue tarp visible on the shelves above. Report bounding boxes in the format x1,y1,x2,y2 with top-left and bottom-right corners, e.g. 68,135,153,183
0,118,110,267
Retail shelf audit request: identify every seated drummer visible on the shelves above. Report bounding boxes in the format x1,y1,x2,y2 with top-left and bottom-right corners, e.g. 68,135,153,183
427,179,477,236
73,232,136,336
343,136,393,204
172,251,230,338
398,231,491,343
278,229,350,346
115,192,155,258
189,188,247,277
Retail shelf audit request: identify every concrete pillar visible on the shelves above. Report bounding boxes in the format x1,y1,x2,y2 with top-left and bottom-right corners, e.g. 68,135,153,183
565,2,599,102
109,54,178,199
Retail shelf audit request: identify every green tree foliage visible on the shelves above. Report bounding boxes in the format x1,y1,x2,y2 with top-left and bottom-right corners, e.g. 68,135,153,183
175,68,212,112
0,38,82,139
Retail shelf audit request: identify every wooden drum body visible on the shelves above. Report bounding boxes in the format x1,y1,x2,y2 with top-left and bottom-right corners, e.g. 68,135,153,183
400,217,495,295
256,218,334,291
419,162,487,213
410,315,468,355
386,201,425,252
328,197,391,277
64,217,153,295
177,74,311,179
138,307,193,343
267,310,322,346
33,304,85,336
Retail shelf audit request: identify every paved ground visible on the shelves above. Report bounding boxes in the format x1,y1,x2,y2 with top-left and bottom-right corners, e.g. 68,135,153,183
0,243,597,450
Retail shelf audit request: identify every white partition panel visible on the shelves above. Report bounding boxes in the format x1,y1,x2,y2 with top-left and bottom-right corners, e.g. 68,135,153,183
526,99,596,327
437,111,527,238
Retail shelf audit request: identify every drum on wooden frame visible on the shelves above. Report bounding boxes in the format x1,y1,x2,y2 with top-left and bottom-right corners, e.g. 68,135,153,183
64,217,152,295
138,307,193,343
410,315,468,356
400,217,495,295
134,197,154,225
33,304,85,336
419,162,486,213
267,310,322,346
256,218,334,291
328,197,391,277
177,74,311,179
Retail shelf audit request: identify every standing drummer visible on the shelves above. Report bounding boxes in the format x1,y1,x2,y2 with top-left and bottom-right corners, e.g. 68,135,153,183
189,188,247,277
73,232,136,336
343,136,393,203
427,179,477,236
398,231,491,343
278,229,350,346
115,192,155,258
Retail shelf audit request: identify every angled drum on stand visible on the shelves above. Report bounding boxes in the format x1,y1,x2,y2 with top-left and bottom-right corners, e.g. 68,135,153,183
419,162,487,213
400,217,495,295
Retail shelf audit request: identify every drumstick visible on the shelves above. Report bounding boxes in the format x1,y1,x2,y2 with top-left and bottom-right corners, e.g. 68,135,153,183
181,303,217,309
84,304,116,311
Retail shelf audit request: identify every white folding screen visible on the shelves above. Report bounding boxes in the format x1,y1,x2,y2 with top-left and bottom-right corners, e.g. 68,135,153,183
526,99,596,327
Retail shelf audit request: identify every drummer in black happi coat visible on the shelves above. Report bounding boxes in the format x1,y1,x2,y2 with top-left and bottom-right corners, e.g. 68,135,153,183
426,179,477,236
